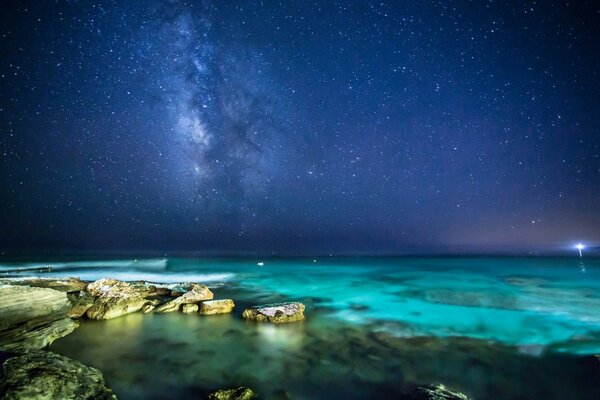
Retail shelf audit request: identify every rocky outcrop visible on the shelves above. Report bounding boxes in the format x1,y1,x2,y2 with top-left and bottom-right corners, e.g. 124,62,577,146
208,387,255,400
182,303,199,313
199,299,235,315
0,351,117,400
67,291,95,318
86,279,149,320
154,283,213,313
0,285,78,351
241,302,305,323
406,384,470,400
0,277,87,293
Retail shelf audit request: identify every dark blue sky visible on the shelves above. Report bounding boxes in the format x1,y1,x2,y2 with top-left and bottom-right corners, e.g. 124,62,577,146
1,0,599,254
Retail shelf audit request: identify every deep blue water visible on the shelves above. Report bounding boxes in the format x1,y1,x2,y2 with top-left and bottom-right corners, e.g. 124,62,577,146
2,257,600,399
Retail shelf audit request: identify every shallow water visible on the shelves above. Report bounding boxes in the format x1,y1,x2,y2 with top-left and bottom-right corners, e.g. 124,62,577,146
3,257,600,398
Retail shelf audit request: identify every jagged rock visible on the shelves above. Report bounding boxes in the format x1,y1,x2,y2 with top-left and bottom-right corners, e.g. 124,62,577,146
199,299,235,315
406,384,470,400
241,302,305,323
0,285,78,351
208,386,255,400
154,284,213,313
182,303,199,313
67,291,95,318
0,351,117,400
86,279,149,320
0,278,87,293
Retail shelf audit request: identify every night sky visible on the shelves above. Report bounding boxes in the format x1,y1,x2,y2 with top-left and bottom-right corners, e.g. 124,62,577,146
1,1,599,255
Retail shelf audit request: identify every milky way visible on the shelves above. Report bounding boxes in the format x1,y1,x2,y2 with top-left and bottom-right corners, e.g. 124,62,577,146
1,1,599,254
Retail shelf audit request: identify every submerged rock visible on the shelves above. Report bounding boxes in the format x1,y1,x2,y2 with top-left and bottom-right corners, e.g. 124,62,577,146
182,303,199,313
207,386,255,400
0,351,117,400
67,291,95,318
406,384,470,400
0,277,88,293
199,299,235,315
154,284,213,313
0,285,78,351
242,302,305,323
86,279,149,320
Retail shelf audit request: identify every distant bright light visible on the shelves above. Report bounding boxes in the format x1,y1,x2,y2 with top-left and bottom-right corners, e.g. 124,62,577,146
575,243,585,257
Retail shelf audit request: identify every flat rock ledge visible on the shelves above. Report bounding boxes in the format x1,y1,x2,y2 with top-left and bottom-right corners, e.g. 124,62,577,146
199,299,235,315
242,302,305,323
0,285,78,351
208,386,255,400
406,384,470,400
0,351,117,400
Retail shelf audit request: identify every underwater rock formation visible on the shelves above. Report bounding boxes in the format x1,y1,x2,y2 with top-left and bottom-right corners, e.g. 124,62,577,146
406,384,470,400
0,351,117,400
0,285,78,351
242,302,305,323
207,386,255,400
199,299,235,315
86,278,149,320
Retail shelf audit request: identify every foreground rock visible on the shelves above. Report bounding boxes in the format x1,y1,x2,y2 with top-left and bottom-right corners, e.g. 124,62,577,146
0,285,78,351
0,351,117,400
0,277,87,293
199,299,235,315
242,302,305,323
208,387,255,400
154,283,213,313
86,279,149,320
406,384,470,400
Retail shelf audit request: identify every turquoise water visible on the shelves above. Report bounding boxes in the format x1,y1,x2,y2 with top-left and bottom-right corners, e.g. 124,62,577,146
5,256,599,352
2,257,600,399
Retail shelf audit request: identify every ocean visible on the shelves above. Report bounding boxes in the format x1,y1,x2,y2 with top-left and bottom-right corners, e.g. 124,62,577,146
2,256,599,399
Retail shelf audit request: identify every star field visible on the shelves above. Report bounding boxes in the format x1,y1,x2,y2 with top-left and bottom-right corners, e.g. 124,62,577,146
1,0,599,254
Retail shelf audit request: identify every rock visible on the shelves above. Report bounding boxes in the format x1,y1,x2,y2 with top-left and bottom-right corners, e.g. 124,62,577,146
67,291,95,318
0,277,88,293
0,351,117,400
241,302,305,323
199,299,235,315
207,386,255,400
182,303,199,313
154,284,213,313
1,318,79,352
141,299,163,313
406,384,470,400
0,285,78,351
85,279,149,320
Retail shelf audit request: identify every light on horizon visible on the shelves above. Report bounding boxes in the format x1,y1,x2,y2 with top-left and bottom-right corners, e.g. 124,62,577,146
575,243,585,258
